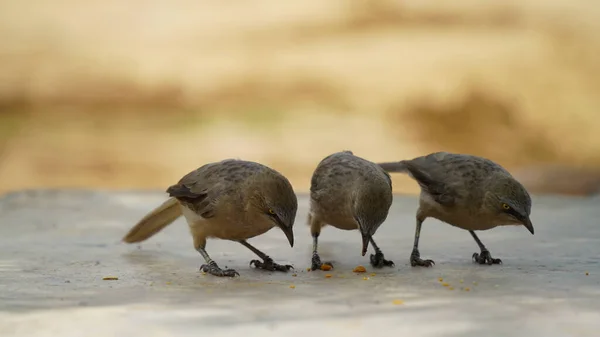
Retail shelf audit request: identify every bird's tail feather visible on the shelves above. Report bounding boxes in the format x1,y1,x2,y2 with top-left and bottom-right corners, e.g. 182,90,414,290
378,160,409,173
122,197,182,243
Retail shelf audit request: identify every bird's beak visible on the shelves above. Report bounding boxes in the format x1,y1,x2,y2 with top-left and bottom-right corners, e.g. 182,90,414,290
361,232,370,256
522,217,534,235
280,225,294,248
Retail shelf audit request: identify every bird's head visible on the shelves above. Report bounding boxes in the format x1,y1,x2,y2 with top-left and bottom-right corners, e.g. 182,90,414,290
253,172,298,247
353,180,393,256
484,174,534,235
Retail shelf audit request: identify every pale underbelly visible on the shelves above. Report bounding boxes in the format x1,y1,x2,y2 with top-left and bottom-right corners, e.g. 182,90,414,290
320,213,359,231
431,214,500,231
182,206,274,240
322,222,359,231
194,219,275,240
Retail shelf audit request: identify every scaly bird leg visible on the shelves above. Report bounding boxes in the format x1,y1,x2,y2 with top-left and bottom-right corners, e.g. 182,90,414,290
369,237,395,268
239,240,293,272
309,217,334,271
198,247,240,277
469,230,502,265
410,211,435,267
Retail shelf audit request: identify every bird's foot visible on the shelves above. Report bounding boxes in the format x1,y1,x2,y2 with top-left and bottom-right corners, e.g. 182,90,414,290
370,251,395,268
200,261,239,277
472,250,502,265
410,250,435,267
311,253,334,271
250,257,293,272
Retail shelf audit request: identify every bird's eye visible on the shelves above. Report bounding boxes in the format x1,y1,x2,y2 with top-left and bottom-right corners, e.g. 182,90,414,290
502,203,510,210
268,209,275,215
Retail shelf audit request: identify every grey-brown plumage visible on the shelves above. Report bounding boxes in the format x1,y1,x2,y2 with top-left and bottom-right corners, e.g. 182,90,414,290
309,151,394,270
122,159,297,277
378,151,534,266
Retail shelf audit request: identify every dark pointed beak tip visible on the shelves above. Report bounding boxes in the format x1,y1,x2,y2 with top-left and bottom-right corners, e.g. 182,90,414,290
361,233,370,257
524,219,534,235
282,227,294,248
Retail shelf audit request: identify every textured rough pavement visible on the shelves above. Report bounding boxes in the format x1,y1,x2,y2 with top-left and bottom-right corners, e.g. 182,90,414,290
0,190,599,337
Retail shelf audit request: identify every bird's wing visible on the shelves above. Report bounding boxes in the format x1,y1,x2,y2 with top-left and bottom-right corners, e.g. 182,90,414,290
404,152,460,206
309,166,328,203
166,164,227,218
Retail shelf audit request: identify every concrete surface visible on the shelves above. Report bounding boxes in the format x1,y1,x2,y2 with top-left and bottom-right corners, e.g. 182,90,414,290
0,190,599,337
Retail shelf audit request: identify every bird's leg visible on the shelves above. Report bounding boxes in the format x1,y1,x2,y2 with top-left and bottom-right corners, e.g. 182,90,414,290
197,246,240,277
469,231,502,265
193,233,239,277
369,237,395,268
239,240,293,272
410,213,435,267
310,218,333,270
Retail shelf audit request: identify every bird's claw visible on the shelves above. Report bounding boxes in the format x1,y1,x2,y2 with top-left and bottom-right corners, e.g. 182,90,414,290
410,250,435,267
472,250,502,265
311,253,334,271
370,252,395,268
250,258,293,272
200,261,239,277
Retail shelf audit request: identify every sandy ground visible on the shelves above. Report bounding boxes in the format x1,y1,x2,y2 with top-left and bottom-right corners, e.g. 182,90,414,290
0,190,599,336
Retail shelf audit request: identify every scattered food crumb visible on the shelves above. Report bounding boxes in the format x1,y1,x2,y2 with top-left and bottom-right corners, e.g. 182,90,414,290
442,282,450,287
472,281,478,285
325,274,333,278
363,277,369,280
149,282,154,286
289,285,296,289
166,281,172,285
464,287,471,292
320,264,332,271
459,279,464,283
353,265,367,273
392,299,404,305
438,277,443,282
102,276,118,281
448,287,454,290
292,273,297,277
306,268,311,272
370,273,376,277
202,272,207,275
585,272,589,276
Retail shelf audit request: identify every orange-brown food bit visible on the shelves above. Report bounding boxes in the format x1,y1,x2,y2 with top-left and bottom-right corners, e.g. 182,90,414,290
353,265,367,273
320,264,333,271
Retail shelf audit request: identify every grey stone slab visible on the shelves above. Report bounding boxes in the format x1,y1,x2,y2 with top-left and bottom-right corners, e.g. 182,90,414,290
0,190,599,337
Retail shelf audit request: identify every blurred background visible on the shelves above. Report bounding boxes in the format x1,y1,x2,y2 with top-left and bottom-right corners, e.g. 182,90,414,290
1,0,600,196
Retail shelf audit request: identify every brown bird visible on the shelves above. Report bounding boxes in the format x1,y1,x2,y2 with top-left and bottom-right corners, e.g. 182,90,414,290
122,159,297,277
309,151,394,271
378,152,534,267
